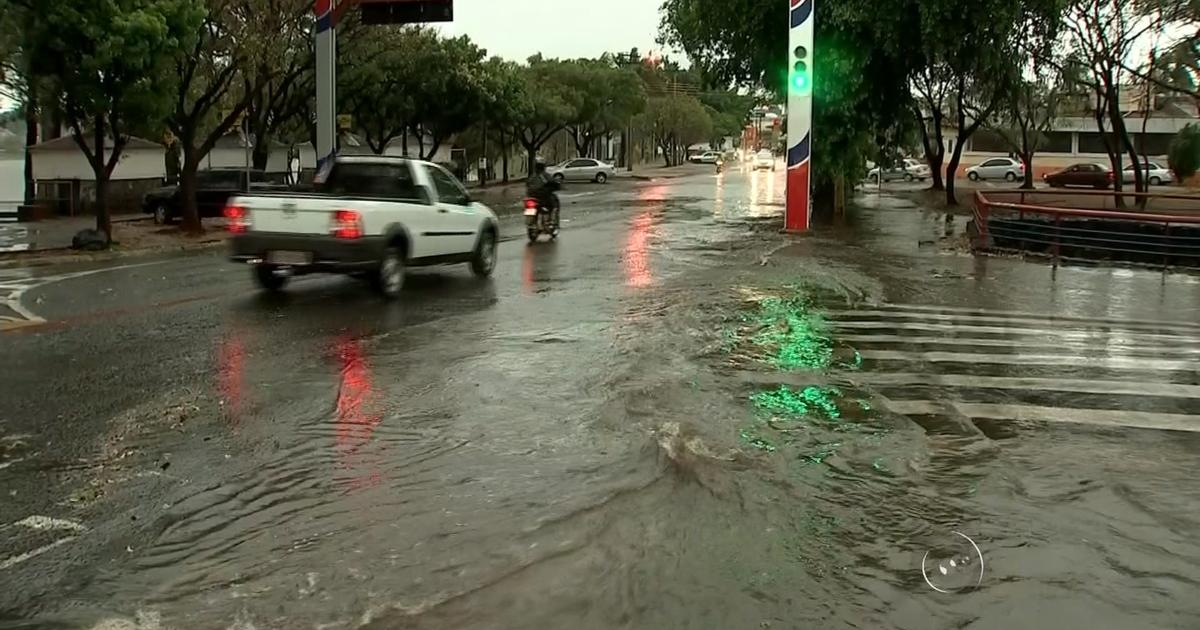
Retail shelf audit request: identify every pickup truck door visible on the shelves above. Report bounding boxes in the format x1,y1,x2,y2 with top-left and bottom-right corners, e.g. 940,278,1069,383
421,164,479,256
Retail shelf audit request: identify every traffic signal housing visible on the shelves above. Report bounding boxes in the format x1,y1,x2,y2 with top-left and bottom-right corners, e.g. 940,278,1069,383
791,45,811,95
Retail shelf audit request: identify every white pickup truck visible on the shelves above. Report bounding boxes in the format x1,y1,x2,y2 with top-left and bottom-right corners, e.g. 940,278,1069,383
226,156,499,299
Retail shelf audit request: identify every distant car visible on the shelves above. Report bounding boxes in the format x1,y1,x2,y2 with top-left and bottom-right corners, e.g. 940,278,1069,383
1044,163,1114,189
1122,161,1173,185
754,150,776,171
689,151,722,164
966,157,1025,182
143,168,288,225
868,158,930,182
546,158,615,183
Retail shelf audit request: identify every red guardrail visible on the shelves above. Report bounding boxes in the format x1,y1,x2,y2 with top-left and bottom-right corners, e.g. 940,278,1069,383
973,190,1200,269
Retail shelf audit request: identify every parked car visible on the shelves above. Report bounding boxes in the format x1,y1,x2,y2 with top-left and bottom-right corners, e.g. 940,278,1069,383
1044,163,1114,189
689,151,722,164
754,149,777,171
1122,161,1174,185
966,157,1025,182
227,156,499,299
546,158,616,183
867,158,930,182
143,168,289,225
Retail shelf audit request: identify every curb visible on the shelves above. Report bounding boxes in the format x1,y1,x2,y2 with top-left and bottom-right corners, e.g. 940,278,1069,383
0,239,226,269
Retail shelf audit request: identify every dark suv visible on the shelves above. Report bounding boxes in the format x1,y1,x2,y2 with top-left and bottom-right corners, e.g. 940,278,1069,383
142,169,289,224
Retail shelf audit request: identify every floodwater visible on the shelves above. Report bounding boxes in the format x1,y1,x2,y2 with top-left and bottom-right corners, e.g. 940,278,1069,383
4,168,1200,630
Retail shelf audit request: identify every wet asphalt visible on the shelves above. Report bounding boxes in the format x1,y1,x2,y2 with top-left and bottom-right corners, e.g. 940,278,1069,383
2,166,1200,629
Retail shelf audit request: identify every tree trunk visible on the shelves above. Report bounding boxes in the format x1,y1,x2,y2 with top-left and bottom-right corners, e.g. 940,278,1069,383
945,137,965,206
252,137,271,171
917,108,946,191
179,150,203,235
500,129,510,183
1020,152,1035,189
23,90,38,206
165,142,181,185
91,123,112,243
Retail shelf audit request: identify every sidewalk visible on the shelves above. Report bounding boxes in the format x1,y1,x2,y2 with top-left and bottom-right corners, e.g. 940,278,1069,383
0,214,149,253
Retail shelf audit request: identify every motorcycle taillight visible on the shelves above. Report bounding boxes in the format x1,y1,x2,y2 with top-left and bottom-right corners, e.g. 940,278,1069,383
524,198,538,209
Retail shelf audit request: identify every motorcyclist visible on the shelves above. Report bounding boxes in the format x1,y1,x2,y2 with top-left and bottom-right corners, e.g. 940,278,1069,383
526,157,561,228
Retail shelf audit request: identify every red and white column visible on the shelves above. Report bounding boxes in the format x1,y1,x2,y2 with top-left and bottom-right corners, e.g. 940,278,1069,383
786,0,814,232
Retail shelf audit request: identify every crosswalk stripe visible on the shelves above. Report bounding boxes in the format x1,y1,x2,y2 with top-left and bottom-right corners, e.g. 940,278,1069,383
847,303,1200,331
833,303,1200,433
831,320,1198,344
828,309,1200,335
856,373,1200,399
880,400,1200,434
858,349,1198,372
838,334,1200,358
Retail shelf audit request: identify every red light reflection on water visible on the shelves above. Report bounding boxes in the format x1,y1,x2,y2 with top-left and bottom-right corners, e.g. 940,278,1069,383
334,336,383,490
625,184,666,288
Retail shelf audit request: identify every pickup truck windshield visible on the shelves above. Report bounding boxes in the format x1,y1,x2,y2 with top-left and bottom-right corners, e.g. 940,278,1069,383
320,162,421,200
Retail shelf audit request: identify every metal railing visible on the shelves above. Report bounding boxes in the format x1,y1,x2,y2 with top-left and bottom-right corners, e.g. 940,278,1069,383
973,190,1200,270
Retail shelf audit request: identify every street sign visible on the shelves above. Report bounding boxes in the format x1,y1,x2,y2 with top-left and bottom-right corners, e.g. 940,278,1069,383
786,0,814,233
359,0,452,25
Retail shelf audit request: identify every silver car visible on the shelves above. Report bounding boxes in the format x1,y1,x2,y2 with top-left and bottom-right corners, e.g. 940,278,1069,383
547,158,616,183
1122,161,1174,185
965,157,1024,182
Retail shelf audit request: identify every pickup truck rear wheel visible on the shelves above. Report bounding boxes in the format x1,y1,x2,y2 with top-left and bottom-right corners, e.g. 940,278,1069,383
253,265,289,292
371,246,405,300
470,230,497,277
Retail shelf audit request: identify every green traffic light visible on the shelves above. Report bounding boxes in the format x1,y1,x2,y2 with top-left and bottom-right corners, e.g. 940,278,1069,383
792,73,810,93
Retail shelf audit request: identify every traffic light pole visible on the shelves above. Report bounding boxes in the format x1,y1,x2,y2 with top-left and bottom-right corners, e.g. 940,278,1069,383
314,0,340,173
786,0,814,233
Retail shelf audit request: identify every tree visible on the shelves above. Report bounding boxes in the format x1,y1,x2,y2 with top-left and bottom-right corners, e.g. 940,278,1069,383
169,0,280,234
510,59,580,173
562,60,646,157
991,69,1064,188
21,0,204,243
639,96,713,166
1168,122,1200,179
411,34,489,160
1061,0,1190,196
662,0,927,207
242,0,315,172
340,26,430,155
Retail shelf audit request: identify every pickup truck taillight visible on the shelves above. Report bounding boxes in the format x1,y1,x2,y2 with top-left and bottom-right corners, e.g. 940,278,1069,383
223,205,250,233
331,210,363,239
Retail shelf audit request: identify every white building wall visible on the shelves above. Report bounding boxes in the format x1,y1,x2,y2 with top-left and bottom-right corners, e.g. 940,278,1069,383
31,147,165,181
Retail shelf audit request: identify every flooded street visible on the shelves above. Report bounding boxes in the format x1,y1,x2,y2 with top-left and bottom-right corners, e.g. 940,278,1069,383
3,168,1200,629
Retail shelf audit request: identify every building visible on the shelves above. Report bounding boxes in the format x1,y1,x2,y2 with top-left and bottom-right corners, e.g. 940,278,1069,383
29,135,165,216
945,93,1199,178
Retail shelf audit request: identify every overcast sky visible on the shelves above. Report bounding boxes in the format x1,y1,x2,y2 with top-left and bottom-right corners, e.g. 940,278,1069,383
435,0,675,62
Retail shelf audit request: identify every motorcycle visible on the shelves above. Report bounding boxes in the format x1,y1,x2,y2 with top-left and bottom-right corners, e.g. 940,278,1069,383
524,196,560,243
715,158,725,174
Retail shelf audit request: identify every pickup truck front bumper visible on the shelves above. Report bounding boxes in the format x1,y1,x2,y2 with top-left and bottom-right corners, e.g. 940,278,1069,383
230,232,386,272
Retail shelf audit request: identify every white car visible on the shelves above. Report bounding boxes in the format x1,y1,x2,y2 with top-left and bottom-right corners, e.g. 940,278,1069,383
546,158,616,183
1123,161,1173,185
227,156,499,299
867,158,930,182
754,149,776,171
966,157,1025,182
689,151,722,164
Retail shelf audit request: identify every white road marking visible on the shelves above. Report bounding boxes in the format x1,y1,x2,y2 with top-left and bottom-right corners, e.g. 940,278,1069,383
0,260,173,331
835,303,1200,434
14,515,86,532
881,400,1200,434
0,536,77,570
858,349,1196,372
857,373,1200,399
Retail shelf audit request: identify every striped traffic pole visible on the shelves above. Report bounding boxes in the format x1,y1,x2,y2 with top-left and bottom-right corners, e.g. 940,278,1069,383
314,0,338,172
786,0,814,232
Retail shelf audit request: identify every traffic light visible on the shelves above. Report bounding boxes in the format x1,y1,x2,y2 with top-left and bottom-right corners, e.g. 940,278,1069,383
791,45,811,94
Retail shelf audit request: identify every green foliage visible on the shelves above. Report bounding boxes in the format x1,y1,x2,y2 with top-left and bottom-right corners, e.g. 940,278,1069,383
559,59,646,156
1169,123,1200,178
637,96,713,165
